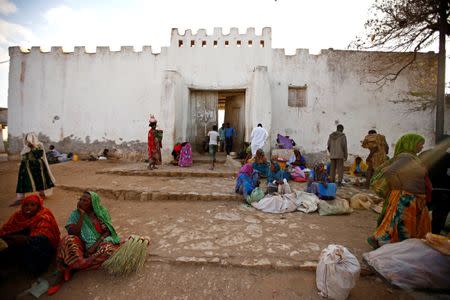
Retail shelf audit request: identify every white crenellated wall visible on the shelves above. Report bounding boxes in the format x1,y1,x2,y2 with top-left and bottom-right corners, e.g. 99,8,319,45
7,27,446,160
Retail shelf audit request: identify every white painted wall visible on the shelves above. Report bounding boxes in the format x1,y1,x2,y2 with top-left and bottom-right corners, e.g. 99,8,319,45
7,27,447,160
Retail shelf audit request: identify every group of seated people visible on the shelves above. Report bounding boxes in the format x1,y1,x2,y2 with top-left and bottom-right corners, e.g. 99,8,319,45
46,145,73,164
236,148,338,202
0,191,121,295
170,142,193,167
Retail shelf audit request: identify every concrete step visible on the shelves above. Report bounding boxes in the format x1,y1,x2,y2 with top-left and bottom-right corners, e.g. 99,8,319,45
57,184,243,202
97,163,238,178
192,152,228,164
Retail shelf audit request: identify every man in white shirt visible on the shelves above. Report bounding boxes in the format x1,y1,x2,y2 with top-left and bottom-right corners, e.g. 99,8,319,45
207,125,219,170
250,123,269,156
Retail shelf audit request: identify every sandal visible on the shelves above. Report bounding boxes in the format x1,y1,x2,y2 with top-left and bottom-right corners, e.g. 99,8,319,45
47,283,63,295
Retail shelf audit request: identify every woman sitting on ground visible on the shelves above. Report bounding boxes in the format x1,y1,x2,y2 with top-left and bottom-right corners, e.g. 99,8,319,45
306,162,337,200
267,161,290,193
171,142,190,166
252,149,270,178
287,148,307,169
49,191,120,294
0,195,60,278
12,133,55,206
235,164,260,199
368,133,431,249
349,156,368,177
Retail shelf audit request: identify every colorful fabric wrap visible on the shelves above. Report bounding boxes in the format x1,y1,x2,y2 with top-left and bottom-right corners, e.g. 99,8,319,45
370,133,425,198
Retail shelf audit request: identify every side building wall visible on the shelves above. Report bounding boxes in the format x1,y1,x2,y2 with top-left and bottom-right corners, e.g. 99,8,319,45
270,49,441,157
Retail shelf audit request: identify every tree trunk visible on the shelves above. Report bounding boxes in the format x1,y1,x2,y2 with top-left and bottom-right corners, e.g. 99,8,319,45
435,0,447,143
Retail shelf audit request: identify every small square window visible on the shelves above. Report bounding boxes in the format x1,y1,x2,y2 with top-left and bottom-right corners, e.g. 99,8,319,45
260,40,265,48
237,40,241,47
213,40,218,48
248,40,253,47
178,40,183,47
202,41,206,47
190,40,195,47
288,86,307,107
225,41,229,47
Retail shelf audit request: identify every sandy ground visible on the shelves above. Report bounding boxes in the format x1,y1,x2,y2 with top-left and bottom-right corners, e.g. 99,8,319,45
0,159,422,299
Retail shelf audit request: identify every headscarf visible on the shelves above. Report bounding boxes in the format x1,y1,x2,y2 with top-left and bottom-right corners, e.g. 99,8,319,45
254,149,267,164
20,133,56,183
350,156,368,175
370,133,426,198
66,191,120,248
394,133,425,157
21,133,44,155
149,114,157,124
313,162,328,182
0,195,60,248
238,163,254,177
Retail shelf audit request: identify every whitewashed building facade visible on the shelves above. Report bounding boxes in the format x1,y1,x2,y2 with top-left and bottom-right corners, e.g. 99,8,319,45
7,27,448,160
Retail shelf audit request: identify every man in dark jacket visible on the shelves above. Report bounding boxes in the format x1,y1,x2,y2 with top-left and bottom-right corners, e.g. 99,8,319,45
327,124,348,185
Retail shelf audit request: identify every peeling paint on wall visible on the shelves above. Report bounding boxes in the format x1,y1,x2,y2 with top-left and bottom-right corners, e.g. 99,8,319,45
8,133,147,161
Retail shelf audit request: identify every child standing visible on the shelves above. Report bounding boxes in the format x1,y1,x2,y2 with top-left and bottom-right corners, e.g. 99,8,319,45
207,125,219,170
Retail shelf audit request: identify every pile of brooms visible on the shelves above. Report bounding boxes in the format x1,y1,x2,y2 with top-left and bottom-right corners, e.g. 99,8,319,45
103,235,150,275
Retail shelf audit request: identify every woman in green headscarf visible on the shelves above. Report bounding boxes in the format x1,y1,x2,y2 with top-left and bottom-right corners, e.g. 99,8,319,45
368,133,431,249
48,191,120,293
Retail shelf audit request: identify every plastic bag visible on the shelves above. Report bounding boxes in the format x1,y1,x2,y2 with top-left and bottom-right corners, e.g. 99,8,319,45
246,187,265,204
296,191,319,213
318,199,353,216
316,245,360,300
278,179,291,194
252,192,299,214
363,239,450,290
424,232,450,255
349,193,372,210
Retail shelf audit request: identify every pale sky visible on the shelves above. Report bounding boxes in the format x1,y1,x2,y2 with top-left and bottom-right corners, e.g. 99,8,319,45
0,0,448,108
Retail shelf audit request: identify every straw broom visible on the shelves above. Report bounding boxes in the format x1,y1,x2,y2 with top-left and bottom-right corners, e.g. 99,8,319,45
102,235,150,275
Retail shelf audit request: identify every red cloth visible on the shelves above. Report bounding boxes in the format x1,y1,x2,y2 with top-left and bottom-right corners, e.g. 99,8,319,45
148,128,156,159
148,128,162,161
173,143,182,154
0,195,61,248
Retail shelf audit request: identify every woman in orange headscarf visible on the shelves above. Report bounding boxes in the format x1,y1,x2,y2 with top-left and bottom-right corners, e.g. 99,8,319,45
0,195,60,276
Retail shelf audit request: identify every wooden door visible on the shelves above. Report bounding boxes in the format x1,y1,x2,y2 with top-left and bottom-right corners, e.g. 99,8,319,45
224,94,245,153
189,90,218,152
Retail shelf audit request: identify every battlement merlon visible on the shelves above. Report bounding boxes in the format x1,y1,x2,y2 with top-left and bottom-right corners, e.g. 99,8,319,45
8,45,167,56
170,27,272,49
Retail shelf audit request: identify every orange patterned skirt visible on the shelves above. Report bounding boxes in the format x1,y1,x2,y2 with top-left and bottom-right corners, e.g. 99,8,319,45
57,235,119,271
368,190,431,248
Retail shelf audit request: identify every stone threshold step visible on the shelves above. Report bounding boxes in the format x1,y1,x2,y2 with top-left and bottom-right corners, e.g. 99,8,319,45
147,255,373,275
57,185,243,202
96,169,236,178
192,159,227,164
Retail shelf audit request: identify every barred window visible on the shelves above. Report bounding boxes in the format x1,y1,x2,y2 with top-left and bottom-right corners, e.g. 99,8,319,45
288,86,307,107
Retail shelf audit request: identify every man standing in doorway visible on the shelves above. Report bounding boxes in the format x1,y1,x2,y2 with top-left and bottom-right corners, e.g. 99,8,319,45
250,123,268,156
327,124,348,185
218,123,226,152
224,123,236,155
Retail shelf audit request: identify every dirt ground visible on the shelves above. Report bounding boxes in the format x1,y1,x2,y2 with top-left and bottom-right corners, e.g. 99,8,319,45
0,159,427,299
